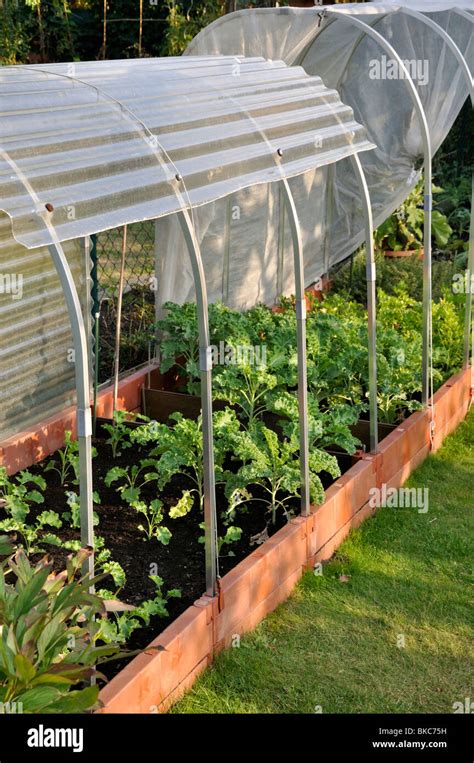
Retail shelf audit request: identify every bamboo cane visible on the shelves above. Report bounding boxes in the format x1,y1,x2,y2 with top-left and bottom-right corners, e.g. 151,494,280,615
112,225,127,414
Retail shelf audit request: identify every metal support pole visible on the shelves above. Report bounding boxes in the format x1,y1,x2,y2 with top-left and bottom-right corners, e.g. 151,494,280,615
0,146,95,580
82,235,94,399
48,243,94,579
277,184,286,300
280,179,310,516
113,225,127,413
395,6,474,397
422,181,432,405
350,154,378,453
89,234,100,435
312,11,432,409
222,196,232,304
177,209,217,597
90,234,99,320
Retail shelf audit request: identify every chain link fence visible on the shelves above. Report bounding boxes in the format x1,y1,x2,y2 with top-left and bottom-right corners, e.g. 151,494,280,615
95,221,155,298
92,222,156,383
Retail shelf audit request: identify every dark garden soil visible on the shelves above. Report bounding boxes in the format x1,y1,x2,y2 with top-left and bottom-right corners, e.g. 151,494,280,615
2,430,353,682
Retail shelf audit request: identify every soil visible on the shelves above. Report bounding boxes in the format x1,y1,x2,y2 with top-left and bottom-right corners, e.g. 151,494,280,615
2,430,352,682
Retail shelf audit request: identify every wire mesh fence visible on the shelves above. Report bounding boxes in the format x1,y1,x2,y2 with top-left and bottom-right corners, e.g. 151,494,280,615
95,221,156,298
92,221,156,384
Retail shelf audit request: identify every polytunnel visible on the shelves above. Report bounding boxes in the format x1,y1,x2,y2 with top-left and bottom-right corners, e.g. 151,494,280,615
183,0,473,408
0,55,377,592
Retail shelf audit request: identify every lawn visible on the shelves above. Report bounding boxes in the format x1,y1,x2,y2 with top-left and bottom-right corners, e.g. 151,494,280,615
172,409,474,714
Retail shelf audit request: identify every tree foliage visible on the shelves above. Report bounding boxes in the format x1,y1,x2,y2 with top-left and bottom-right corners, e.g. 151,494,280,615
0,0,224,64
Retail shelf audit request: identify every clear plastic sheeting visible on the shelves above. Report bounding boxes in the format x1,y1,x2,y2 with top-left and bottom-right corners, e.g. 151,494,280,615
0,56,374,250
157,166,332,309
0,213,88,440
180,2,472,307
379,0,473,13
0,53,375,442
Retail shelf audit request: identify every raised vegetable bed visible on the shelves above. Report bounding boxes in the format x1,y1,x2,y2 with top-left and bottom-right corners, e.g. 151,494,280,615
97,366,472,713
0,290,470,715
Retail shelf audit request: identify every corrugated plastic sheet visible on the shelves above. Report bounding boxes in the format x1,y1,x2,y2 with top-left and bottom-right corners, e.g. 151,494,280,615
0,213,87,439
0,54,375,441
0,56,374,250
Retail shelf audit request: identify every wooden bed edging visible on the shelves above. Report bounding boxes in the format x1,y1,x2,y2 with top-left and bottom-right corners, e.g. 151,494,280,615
0,365,161,475
98,366,472,714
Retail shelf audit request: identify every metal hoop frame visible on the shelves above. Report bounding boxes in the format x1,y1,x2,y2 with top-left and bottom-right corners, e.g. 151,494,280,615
298,6,473,400
6,4,471,599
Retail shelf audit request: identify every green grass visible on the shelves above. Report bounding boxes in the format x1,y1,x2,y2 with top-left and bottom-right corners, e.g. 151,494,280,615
171,410,474,714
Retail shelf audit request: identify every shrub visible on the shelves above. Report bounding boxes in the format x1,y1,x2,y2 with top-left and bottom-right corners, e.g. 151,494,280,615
0,539,123,714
